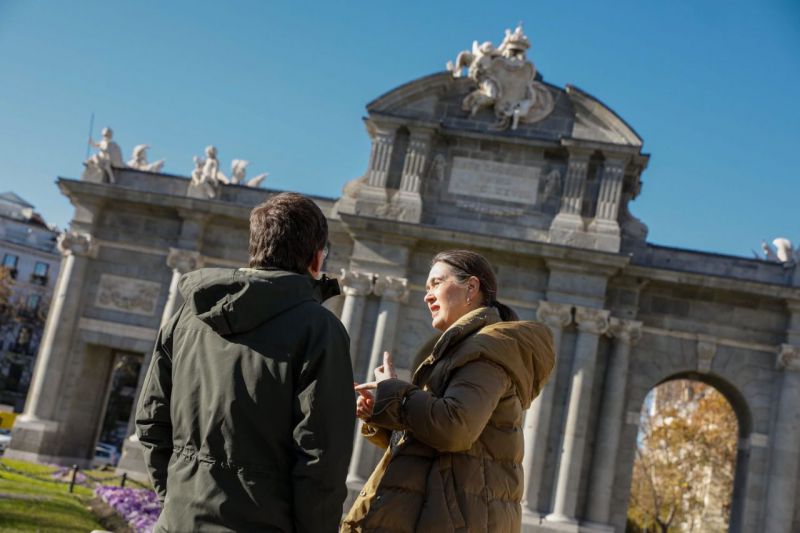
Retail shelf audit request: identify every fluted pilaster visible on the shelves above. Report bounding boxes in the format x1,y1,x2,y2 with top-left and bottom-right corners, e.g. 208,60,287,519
366,129,395,188
399,131,431,194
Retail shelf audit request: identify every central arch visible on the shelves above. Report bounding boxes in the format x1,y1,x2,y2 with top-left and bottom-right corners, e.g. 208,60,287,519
625,372,752,533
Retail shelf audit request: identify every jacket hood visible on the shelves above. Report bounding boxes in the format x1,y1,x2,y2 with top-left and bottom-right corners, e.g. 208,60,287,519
178,268,318,335
427,307,555,408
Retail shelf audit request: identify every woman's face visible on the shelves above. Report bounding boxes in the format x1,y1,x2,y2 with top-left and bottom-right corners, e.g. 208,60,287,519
424,261,478,331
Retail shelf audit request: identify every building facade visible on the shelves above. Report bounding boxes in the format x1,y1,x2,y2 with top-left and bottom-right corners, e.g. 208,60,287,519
0,192,60,411
7,29,800,532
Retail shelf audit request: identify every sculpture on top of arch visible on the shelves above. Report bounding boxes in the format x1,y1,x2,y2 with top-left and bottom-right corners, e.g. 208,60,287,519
446,24,555,130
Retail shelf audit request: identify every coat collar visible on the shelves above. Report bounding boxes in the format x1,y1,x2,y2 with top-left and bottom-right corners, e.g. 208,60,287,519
413,307,501,379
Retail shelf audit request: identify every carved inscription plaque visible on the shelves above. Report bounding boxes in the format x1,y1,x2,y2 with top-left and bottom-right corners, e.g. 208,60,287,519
448,157,540,204
95,274,161,316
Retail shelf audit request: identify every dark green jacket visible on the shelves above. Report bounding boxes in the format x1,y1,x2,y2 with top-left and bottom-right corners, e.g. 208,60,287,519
135,268,355,532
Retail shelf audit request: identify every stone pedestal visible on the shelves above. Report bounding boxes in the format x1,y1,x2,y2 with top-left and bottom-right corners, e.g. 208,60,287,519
522,301,572,515
7,232,97,463
547,307,609,525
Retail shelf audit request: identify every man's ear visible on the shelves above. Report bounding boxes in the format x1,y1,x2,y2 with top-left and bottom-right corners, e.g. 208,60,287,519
308,249,325,279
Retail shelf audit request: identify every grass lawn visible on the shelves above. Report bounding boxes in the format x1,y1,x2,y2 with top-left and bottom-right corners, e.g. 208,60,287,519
0,458,125,532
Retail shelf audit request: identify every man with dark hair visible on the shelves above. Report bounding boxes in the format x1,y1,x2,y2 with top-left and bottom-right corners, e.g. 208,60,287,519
136,192,355,532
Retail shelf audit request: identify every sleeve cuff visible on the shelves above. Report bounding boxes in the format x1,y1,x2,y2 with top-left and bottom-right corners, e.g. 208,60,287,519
370,378,417,430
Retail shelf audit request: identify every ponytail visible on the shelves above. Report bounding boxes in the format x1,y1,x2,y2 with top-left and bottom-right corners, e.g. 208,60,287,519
491,300,518,322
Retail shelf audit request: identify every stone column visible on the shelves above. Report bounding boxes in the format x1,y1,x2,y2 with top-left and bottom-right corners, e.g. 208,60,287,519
588,159,625,250
347,276,408,486
762,344,800,533
17,232,97,422
366,128,395,188
339,270,374,367
522,301,572,515
117,248,204,477
10,232,98,444
585,318,642,526
547,306,609,527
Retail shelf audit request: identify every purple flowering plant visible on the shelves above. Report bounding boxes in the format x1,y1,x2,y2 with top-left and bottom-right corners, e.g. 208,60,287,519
95,485,162,533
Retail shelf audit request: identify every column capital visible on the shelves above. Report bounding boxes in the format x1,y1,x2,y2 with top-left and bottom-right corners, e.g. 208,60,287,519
776,344,800,372
167,248,204,274
373,275,409,303
608,317,643,345
575,306,610,335
536,301,572,328
339,269,374,296
57,231,98,258
696,334,718,373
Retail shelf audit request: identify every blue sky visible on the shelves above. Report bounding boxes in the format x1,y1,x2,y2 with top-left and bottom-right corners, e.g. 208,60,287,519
0,0,797,257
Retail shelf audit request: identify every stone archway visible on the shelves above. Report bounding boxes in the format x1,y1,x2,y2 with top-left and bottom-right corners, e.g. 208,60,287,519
626,372,751,533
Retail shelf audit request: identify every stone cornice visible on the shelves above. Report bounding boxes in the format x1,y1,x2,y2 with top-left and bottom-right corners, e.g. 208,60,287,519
622,264,800,299
338,213,631,271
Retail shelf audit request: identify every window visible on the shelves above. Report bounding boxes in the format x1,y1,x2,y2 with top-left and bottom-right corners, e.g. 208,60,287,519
26,294,40,312
31,261,49,284
2,254,18,278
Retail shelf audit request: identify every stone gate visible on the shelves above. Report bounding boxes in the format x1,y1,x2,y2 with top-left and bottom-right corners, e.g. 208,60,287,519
7,27,800,533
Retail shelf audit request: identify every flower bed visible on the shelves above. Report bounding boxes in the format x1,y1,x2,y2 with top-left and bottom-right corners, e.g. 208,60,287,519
94,485,161,533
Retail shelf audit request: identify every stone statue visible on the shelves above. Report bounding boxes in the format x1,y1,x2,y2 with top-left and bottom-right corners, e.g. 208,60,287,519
756,238,799,263
773,238,799,263
188,146,228,198
446,25,555,130
230,159,268,188
127,144,165,172
201,146,229,185
84,127,125,183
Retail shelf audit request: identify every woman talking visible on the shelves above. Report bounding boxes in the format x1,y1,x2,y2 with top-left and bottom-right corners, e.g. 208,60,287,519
342,250,556,532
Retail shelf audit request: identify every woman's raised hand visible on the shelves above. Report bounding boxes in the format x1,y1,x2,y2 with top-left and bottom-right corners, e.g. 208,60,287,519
354,352,397,396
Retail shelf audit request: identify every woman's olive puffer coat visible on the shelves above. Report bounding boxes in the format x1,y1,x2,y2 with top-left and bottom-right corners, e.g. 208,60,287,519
342,306,555,532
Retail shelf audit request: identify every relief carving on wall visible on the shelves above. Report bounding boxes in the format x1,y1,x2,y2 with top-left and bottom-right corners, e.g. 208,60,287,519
95,274,161,316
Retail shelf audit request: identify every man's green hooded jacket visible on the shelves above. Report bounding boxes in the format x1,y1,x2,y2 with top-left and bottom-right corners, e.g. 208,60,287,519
135,267,355,532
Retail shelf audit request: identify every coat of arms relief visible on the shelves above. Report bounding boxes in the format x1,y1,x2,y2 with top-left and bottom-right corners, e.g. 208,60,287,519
447,25,555,130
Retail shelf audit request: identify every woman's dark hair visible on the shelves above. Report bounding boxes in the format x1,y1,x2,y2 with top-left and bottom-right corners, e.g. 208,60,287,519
431,249,519,321
249,193,328,274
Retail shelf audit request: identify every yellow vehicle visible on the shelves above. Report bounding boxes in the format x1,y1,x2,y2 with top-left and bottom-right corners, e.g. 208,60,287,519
0,410,17,430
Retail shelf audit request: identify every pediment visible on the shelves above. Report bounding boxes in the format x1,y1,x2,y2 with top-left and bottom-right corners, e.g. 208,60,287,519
566,85,642,147
367,73,642,148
